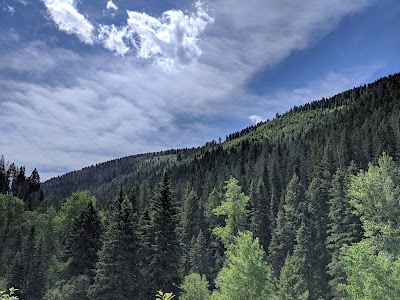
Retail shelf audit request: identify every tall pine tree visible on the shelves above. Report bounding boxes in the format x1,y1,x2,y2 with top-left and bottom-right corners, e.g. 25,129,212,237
148,171,181,295
88,195,138,300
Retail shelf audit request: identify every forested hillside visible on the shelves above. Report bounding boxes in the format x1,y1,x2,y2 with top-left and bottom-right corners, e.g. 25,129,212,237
2,73,400,299
43,73,400,207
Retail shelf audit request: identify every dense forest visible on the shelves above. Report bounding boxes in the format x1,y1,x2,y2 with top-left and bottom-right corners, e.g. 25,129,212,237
1,73,400,299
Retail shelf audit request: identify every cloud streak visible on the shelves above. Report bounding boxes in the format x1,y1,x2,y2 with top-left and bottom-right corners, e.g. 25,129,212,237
42,0,95,44
0,0,377,180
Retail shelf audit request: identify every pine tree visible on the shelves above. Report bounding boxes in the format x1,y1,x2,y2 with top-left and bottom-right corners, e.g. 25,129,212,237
0,155,9,194
326,166,363,299
212,176,249,246
149,171,181,295
268,174,306,276
137,207,155,300
248,178,270,252
7,226,46,300
64,201,102,282
181,185,202,274
306,178,330,299
188,230,212,277
88,196,138,300
277,254,309,300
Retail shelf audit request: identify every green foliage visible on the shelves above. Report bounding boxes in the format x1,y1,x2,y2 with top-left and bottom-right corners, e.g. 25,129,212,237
56,191,97,238
0,287,18,300
148,171,181,295
348,153,400,254
180,273,210,300
268,174,306,276
277,254,309,300
88,196,138,300
155,291,175,300
64,201,102,281
326,166,363,299
338,240,400,299
212,176,249,246
212,231,275,300
0,195,24,277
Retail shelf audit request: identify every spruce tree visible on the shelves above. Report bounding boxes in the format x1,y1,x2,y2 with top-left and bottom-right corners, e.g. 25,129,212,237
180,185,202,274
212,176,249,246
88,196,138,300
137,207,155,300
277,254,309,300
268,174,306,276
188,230,212,277
326,166,363,299
306,178,330,299
149,171,181,295
64,201,102,282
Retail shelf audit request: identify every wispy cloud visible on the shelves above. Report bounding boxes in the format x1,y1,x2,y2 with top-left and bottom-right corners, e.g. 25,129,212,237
42,0,95,44
0,0,377,180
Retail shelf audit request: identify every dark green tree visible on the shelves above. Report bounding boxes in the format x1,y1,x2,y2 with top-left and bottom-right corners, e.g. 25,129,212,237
149,171,181,294
326,166,363,299
188,230,212,277
306,177,330,299
88,195,138,300
268,174,306,276
64,201,102,282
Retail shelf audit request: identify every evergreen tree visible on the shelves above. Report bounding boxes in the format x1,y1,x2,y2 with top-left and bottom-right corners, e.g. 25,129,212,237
212,176,249,246
305,178,330,299
249,178,270,252
64,201,102,282
188,230,212,277
268,174,306,276
181,185,202,274
326,166,363,299
0,155,9,194
148,171,181,295
277,254,309,300
7,227,38,300
137,207,155,300
88,196,138,300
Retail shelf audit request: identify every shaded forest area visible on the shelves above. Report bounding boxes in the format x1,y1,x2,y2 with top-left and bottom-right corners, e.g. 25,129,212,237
1,73,400,299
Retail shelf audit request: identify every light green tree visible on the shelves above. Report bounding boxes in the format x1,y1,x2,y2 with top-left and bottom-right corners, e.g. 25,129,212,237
180,273,210,300
212,177,249,246
211,231,275,300
338,240,400,299
348,153,400,254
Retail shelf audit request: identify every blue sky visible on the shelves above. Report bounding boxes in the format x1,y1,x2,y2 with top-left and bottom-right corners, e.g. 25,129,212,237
0,0,399,181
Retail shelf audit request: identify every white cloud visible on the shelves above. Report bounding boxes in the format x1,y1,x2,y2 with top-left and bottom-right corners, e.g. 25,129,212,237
42,0,94,44
249,115,266,124
42,0,214,68
0,0,377,180
98,25,129,55
124,2,214,69
106,0,118,12
97,1,214,69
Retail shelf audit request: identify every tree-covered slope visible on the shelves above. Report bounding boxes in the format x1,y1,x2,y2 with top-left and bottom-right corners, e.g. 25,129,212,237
42,73,400,207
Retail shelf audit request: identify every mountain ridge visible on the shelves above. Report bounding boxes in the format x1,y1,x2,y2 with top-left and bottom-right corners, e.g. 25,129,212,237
42,72,400,205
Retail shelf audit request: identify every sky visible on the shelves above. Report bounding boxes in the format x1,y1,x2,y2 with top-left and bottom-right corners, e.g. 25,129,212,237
0,0,399,181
